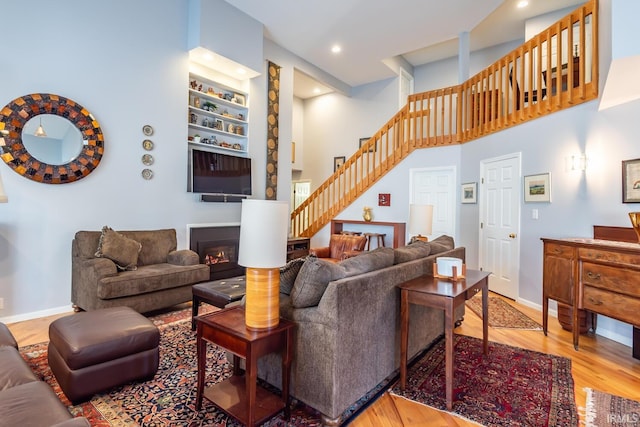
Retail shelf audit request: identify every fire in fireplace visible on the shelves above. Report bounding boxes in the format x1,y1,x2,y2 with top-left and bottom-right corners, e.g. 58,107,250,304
189,225,245,280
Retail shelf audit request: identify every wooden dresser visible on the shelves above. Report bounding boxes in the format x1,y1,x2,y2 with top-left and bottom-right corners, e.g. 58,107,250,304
542,234,640,359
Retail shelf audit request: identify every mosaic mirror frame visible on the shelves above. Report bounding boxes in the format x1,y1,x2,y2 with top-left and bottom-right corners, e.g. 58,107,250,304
0,93,104,184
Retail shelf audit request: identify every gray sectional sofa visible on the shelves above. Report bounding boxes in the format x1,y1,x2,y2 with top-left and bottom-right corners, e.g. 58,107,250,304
257,235,465,425
71,228,209,313
0,323,90,427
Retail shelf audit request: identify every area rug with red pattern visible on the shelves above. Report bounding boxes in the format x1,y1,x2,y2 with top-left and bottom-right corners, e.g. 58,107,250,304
466,294,543,330
584,388,640,427
19,307,381,426
392,334,578,426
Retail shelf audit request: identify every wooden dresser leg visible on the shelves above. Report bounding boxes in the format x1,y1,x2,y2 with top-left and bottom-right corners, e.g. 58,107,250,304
320,414,341,427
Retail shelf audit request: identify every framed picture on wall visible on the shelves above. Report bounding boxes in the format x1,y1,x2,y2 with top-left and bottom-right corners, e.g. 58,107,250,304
461,182,477,204
334,156,345,172
359,137,375,153
622,158,640,203
524,173,551,202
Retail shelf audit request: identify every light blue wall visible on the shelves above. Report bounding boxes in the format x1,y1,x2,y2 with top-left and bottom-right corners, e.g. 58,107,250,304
0,0,266,320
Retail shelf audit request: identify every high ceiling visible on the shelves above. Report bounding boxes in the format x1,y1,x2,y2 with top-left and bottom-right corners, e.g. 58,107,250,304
225,0,586,98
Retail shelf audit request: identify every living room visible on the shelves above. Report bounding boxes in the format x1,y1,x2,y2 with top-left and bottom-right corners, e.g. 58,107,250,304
1,0,639,425
0,0,636,347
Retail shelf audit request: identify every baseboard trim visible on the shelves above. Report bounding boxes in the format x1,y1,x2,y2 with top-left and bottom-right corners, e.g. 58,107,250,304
0,304,73,324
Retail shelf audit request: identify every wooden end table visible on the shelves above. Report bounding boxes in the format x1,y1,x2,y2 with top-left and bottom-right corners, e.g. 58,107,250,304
399,269,491,410
195,306,296,426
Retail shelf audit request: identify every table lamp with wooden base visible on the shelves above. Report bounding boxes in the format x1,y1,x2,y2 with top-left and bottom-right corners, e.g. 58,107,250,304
238,199,289,331
408,204,433,243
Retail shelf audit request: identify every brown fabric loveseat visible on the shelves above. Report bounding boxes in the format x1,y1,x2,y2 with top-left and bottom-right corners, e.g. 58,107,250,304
72,228,209,313
256,235,465,425
0,323,90,427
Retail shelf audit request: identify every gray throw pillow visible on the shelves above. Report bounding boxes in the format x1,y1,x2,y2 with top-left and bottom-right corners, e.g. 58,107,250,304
393,241,432,264
428,235,455,255
279,256,307,295
95,226,142,271
290,257,346,308
339,247,394,276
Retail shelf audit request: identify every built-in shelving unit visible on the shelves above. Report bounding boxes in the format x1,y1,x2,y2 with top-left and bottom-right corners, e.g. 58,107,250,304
188,72,249,154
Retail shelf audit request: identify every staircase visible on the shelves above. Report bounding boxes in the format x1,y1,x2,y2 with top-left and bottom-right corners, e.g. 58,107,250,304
291,0,598,238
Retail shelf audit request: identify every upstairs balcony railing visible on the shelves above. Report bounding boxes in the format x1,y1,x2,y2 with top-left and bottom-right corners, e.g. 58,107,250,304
291,0,598,238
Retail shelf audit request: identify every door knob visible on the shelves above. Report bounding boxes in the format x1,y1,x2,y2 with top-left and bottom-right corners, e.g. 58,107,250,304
509,233,516,238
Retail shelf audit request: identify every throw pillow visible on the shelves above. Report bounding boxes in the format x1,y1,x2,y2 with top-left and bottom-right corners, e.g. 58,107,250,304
427,235,455,255
95,226,142,271
393,241,432,264
339,247,395,276
290,257,346,308
279,256,307,295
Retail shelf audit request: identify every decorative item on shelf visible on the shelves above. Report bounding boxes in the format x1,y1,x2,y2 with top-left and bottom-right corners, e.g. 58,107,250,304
232,143,242,150
190,113,198,124
214,119,223,130
238,199,289,330
210,135,218,145
362,206,373,222
202,117,209,128
228,123,235,133
189,80,198,90
193,134,201,144
193,97,200,109
629,212,640,242
202,102,217,112
207,87,215,95
235,126,243,136
408,204,433,242
433,257,466,281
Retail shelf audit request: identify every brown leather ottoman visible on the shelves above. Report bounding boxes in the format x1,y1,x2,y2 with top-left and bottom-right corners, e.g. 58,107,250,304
191,276,246,330
48,306,160,404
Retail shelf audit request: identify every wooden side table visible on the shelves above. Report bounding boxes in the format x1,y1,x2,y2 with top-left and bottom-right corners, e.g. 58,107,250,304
398,269,491,410
195,306,296,426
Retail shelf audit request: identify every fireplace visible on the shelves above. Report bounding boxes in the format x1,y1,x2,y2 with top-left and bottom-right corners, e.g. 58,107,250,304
189,224,244,280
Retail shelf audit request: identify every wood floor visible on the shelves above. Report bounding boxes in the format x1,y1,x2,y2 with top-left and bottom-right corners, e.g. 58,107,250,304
6,295,640,426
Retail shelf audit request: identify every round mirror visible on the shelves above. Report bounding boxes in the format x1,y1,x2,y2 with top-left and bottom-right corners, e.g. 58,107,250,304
0,93,104,184
21,114,83,166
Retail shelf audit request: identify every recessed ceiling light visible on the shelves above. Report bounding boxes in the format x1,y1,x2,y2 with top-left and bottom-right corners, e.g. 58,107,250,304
517,0,529,8
331,45,342,54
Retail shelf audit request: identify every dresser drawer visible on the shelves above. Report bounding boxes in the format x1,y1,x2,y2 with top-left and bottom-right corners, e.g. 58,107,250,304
545,243,574,258
581,262,640,298
579,247,640,266
583,286,640,326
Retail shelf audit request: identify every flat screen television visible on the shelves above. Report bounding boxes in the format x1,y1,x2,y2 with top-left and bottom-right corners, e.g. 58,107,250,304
188,148,252,196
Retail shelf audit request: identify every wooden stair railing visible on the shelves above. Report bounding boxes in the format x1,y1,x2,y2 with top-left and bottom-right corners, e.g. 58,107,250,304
291,0,598,238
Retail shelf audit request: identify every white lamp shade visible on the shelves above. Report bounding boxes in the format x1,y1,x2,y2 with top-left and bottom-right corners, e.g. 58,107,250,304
0,172,7,203
238,199,289,268
408,204,433,236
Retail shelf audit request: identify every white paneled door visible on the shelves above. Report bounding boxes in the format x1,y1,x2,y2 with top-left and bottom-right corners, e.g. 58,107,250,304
410,167,456,241
479,154,521,300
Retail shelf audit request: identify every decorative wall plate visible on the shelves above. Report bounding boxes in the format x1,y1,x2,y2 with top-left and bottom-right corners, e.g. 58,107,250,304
142,125,154,136
142,154,154,166
142,139,154,151
141,168,153,180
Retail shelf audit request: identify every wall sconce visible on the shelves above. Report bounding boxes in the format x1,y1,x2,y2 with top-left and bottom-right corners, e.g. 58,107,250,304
238,199,289,330
567,153,588,171
408,204,433,242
